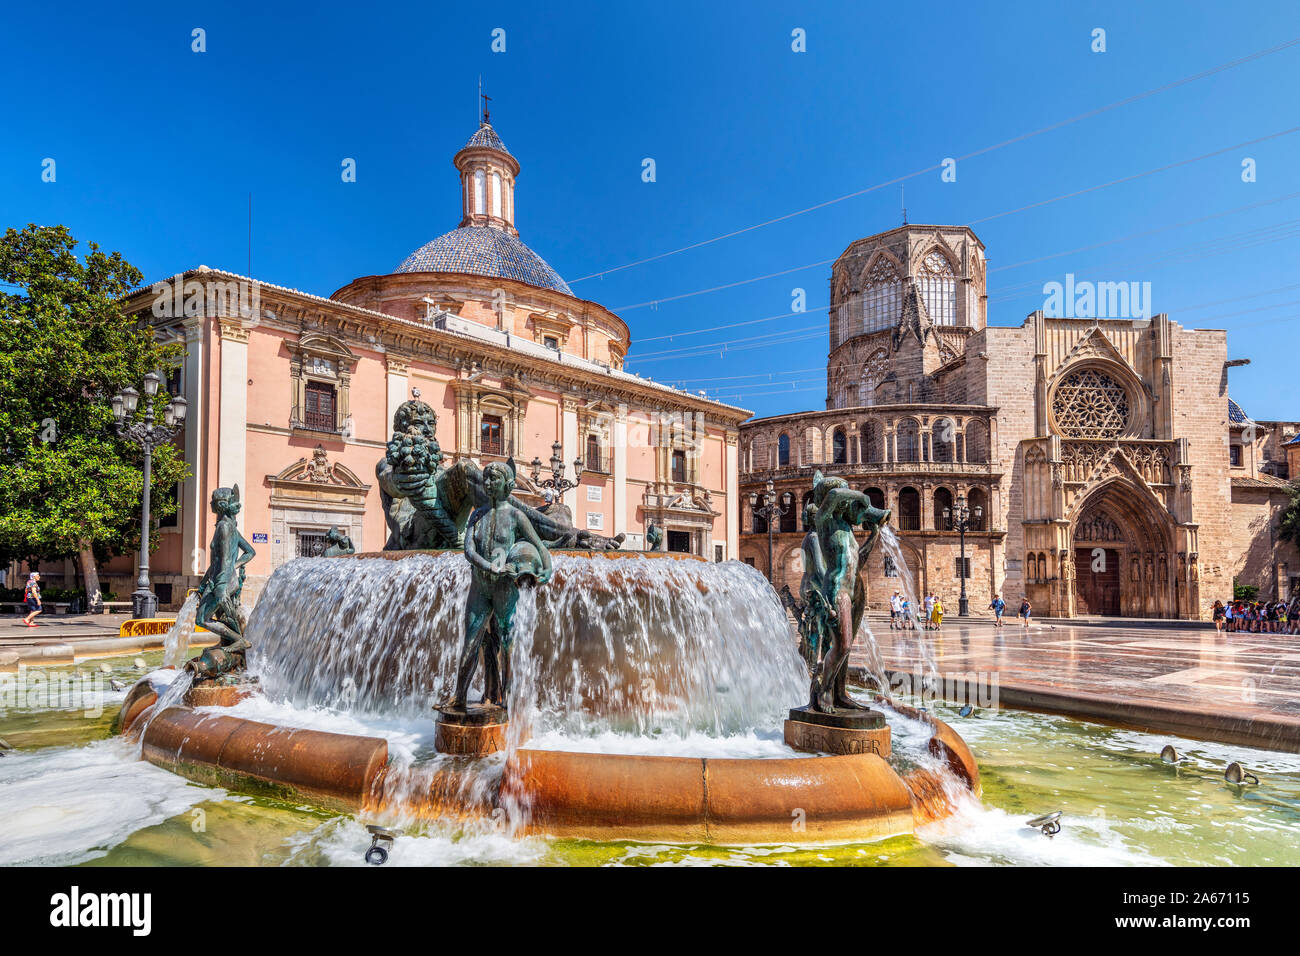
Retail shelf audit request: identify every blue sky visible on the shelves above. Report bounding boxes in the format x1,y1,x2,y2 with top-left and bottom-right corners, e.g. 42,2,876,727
3,0,1298,420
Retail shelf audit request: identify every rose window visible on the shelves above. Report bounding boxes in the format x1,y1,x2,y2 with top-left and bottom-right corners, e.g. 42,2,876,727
1052,368,1131,438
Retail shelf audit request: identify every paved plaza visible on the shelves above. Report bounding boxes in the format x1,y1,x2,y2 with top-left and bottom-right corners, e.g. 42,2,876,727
857,617,1300,752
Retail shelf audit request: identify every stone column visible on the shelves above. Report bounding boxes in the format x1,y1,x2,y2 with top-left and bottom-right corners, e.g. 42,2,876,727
181,316,206,575
385,355,409,436
614,405,628,539
725,431,739,561
217,318,250,531
562,397,579,516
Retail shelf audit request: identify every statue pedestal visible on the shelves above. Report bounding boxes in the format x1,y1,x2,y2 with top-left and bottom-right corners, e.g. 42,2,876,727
435,703,509,756
784,706,891,758
184,680,257,708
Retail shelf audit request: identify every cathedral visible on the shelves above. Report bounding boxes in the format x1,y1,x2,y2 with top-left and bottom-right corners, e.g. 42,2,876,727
739,224,1298,620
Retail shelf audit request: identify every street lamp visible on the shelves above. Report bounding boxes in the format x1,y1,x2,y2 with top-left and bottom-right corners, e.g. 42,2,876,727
943,493,983,617
529,440,583,503
113,370,188,619
748,479,792,584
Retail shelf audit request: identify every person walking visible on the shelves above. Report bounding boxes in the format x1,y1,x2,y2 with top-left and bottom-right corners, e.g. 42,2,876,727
923,593,935,630
989,594,1006,628
22,572,43,627
1212,599,1225,633
930,596,944,632
1018,596,1032,632
889,591,902,630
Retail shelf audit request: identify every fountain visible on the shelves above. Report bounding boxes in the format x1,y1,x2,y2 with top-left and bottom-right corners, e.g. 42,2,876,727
110,403,981,847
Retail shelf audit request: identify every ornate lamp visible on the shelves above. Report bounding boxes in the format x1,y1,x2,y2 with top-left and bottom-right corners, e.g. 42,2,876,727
113,373,189,619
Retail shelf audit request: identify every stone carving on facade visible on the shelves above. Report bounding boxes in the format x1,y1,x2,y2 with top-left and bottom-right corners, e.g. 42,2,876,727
1051,367,1132,439
1074,511,1122,543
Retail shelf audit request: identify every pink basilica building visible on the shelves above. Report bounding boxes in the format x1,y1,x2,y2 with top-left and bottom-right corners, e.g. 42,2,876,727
97,120,748,608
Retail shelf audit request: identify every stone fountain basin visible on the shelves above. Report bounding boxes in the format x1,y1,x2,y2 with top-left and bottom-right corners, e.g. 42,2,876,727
117,676,980,845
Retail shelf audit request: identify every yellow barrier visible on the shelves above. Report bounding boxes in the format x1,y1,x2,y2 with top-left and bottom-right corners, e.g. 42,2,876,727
118,619,209,639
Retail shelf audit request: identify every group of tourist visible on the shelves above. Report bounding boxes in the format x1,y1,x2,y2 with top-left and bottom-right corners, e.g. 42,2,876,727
883,595,946,632
888,591,945,631
1211,597,1300,633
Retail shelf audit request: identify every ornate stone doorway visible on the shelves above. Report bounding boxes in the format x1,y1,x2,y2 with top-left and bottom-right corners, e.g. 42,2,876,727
1069,479,1178,618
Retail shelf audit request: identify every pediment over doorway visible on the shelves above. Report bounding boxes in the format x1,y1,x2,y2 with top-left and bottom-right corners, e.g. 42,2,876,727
269,444,369,489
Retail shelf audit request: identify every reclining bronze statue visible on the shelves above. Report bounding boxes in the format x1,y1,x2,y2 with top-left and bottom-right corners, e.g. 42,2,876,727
376,398,624,552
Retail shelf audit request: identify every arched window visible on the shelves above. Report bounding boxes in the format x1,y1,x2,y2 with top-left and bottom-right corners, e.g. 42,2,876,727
491,172,502,217
864,487,886,511
780,494,798,533
777,433,791,467
898,487,921,531
896,419,920,462
919,251,957,326
965,419,989,463
834,274,851,347
1052,366,1132,439
860,349,889,407
967,487,988,530
474,169,486,215
860,420,883,463
752,504,768,534
832,429,847,464
934,487,954,530
863,257,902,332
933,418,956,463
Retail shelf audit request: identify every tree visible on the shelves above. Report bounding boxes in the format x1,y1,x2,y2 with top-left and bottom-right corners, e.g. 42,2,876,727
0,224,189,597
1277,480,1300,552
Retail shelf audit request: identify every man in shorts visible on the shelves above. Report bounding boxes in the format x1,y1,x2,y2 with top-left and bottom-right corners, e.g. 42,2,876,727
889,591,902,630
989,594,1006,628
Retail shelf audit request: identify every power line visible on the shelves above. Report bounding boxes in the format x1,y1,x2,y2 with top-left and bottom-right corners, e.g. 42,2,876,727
614,138,1300,322
967,127,1300,227
568,37,1300,284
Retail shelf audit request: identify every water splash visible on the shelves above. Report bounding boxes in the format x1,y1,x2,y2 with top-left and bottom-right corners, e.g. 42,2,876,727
161,592,200,669
246,554,806,740
134,668,194,756
877,526,941,686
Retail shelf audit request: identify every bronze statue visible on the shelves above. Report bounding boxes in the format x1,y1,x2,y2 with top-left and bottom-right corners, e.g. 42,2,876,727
187,485,256,680
323,525,356,556
376,397,623,552
451,461,552,711
645,522,663,551
795,471,891,713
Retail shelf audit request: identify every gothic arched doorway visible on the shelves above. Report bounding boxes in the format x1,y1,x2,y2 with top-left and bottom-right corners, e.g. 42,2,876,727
1070,479,1177,618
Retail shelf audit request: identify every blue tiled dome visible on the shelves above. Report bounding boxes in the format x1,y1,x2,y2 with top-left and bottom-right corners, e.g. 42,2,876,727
463,124,512,156
395,226,572,294
1229,398,1248,424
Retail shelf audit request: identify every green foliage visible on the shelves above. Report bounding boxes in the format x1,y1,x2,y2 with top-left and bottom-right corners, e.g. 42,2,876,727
1232,579,1259,602
1277,480,1300,549
0,224,189,565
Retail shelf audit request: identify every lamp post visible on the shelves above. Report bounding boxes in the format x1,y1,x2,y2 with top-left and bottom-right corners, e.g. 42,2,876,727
748,479,792,585
529,440,584,503
113,371,188,619
943,493,983,617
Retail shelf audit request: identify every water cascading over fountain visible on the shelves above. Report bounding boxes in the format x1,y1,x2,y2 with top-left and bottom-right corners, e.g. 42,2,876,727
246,553,807,741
